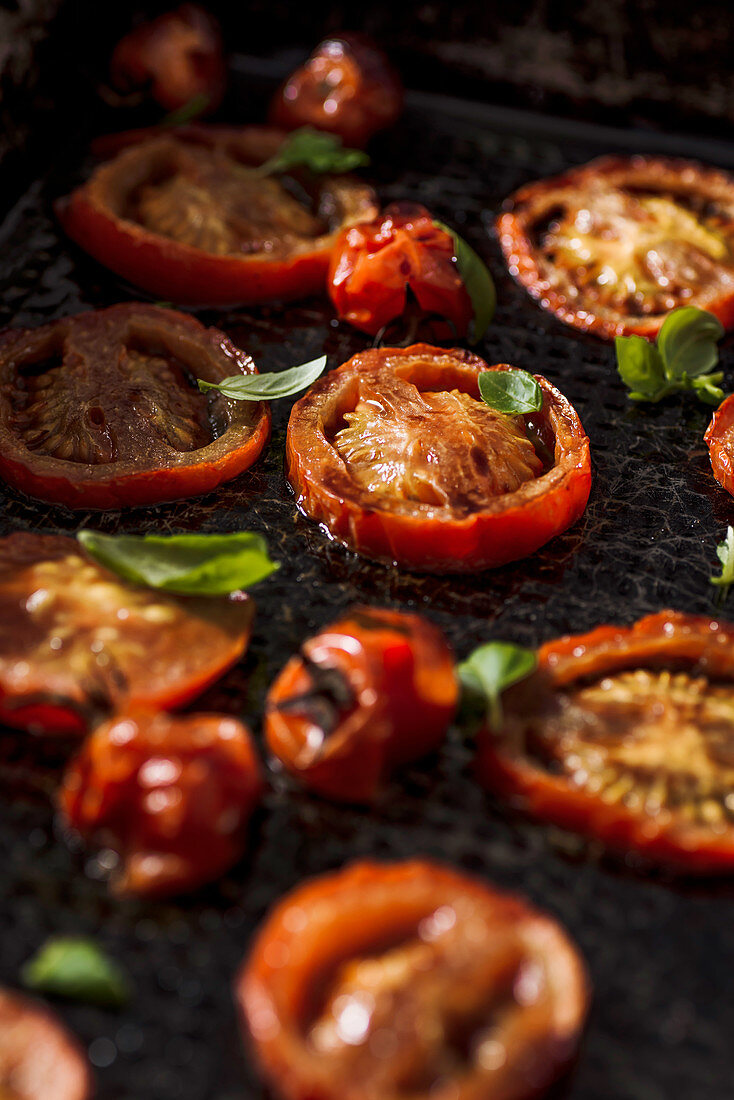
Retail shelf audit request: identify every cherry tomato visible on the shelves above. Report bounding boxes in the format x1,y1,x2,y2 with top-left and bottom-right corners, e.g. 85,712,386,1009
498,156,734,340
704,392,734,496
265,607,457,802
238,860,589,1100
0,532,254,737
59,710,263,898
0,988,91,1099
270,33,402,148
286,344,591,573
0,303,269,509
328,203,473,338
57,126,378,306
477,611,734,873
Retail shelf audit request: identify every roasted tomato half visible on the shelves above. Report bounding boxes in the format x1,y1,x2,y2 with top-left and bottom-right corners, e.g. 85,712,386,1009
59,710,262,897
58,126,378,305
498,156,734,340
0,303,269,509
0,532,254,737
270,33,403,148
704,392,734,497
0,988,92,1100
478,611,734,873
110,4,225,113
286,344,591,573
265,607,457,802
328,203,473,338
238,860,589,1100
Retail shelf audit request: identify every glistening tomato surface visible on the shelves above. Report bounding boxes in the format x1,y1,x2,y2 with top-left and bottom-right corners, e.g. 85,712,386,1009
477,611,734,873
265,607,457,802
58,126,378,305
0,533,254,736
0,303,269,509
286,344,591,573
704,392,734,497
0,988,92,1100
238,860,589,1100
59,710,263,897
498,156,734,340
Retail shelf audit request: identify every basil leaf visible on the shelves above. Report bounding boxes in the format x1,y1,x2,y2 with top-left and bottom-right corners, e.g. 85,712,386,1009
160,92,211,128
434,220,496,342
198,355,326,401
77,530,279,596
257,127,369,177
656,306,724,380
616,308,727,406
478,368,542,415
457,642,537,730
615,335,667,399
22,938,131,1008
711,526,734,597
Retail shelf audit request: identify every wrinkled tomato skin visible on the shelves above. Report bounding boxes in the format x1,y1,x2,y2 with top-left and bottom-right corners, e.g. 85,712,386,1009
0,989,92,1100
704,393,734,497
478,611,734,873
265,607,457,802
59,710,263,898
328,203,473,337
270,33,403,147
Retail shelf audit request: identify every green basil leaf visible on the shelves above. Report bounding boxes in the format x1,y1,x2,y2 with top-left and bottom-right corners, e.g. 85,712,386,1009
159,92,211,128
478,368,542,415
22,937,131,1008
77,530,279,596
198,355,326,401
615,335,666,399
656,306,724,380
711,526,734,597
257,127,369,177
434,220,496,342
457,642,537,730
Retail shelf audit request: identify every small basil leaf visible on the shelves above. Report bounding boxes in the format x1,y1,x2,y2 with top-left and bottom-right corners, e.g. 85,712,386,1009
657,306,724,380
77,530,279,596
615,335,666,398
257,127,369,177
478,368,542,415
434,220,496,342
198,355,326,401
22,938,131,1008
457,642,537,730
711,526,734,598
160,92,211,128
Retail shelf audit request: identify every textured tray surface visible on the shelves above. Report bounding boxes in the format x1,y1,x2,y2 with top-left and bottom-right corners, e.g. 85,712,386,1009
1,92,734,1100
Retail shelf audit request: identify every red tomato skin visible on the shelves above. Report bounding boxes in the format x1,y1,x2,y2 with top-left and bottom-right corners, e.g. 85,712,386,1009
705,392,734,496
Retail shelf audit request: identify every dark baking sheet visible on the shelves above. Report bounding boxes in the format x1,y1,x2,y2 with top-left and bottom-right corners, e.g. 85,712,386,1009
2,67,734,1100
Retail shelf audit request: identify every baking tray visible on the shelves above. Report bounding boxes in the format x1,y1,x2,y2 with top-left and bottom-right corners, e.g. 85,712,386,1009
1,59,734,1100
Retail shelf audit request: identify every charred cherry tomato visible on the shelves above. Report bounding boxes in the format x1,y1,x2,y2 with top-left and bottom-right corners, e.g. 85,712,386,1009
498,156,734,340
265,607,457,802
0,303,269,509
328,203,473,338
238,860,589,1100
478,611,734,873
58,126,378,306
0,988,92,1100
60,710,262,897
109,4,225,113
704,392,734,497
0,532,254,737
270,33,402,148
286,344,591,573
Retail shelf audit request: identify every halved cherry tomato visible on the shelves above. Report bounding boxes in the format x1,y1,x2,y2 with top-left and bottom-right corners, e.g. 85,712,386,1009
270,33,403,148
238,860,589,1100
0,532,254,737
498,156,734,340
477,611,734,873
286,344,591,573
110,4,225,113
57,126,378,305
59,710,262,897
0,988,92,1100
328,203,473,338
704,392,734,496
265,607,457,802
0,303,269,509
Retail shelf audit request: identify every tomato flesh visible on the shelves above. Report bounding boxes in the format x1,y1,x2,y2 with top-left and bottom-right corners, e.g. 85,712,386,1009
0,989,91,1100
704,392,734,497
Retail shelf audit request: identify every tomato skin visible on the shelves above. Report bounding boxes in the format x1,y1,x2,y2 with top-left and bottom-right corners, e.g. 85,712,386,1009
704,392,734,496
265,607,457,802
327,203,473,337
477,611,734,873
0,989,92,1100
286,344,591,573
270,33,403,148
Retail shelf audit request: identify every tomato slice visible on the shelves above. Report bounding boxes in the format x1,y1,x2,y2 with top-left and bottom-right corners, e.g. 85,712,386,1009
265,607,457,802
477,611,734,873
0,303,269,509
59,710,262,897
0,988,91,1100
238,860,589,1100
270,33,403,148
498,156,734,340
286,344,591,573
57,126,378,305
704,392,734,496
0,532,254,736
